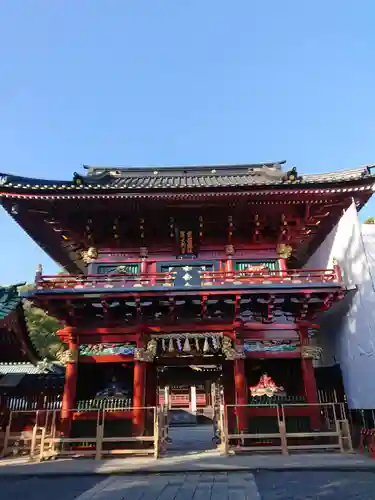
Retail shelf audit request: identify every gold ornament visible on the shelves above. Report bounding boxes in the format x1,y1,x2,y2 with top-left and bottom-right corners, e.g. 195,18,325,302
276,243,293,259
301,345,322,359
81,247,98,263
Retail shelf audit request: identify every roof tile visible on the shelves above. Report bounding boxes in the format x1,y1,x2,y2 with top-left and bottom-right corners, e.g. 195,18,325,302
1,162,374,194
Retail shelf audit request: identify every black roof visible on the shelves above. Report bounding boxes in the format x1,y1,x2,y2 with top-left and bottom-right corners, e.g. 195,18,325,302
1,162,375,195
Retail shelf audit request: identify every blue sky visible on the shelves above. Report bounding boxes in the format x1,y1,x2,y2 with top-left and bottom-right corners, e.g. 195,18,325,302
1,1,375,284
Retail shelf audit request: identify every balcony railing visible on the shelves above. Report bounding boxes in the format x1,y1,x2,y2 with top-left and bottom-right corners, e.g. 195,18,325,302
34,267,342,292
200,268,340,286
36,272,176,290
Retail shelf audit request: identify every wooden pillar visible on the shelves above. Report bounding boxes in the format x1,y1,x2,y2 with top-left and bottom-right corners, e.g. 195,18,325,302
61,340,78,433
301,357,318,404
225,244,234,275
332,258,343,281
234,358,247,433
140,258,148,275
190,386,197,413
300,328,320,430
205,380,211,407
132,360,146,435
222,361,235,433
164,386,170,409
279,258,287,272
133,334,147,436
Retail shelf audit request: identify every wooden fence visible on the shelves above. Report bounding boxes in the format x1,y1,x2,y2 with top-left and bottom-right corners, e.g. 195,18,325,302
222,402,353,455
0,407,160,461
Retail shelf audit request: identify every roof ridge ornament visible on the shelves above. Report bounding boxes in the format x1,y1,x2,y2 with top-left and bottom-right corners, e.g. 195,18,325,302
283,166,303,183
73,172,85,186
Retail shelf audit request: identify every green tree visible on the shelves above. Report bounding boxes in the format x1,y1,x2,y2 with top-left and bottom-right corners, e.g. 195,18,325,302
20,284,65,360
364,217,375,224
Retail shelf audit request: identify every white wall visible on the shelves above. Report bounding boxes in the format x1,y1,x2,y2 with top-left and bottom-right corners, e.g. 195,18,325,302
306,202,375,409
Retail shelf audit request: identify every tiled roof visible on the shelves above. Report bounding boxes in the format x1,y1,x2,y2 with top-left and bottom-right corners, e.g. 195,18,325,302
1,162,374,194
0,285,21,321
0,285,40,364
0,361,64,375
0,362,40,374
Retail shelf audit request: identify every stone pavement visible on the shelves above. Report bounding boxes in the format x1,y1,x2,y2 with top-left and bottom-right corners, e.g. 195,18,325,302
1,471,375,499
0,449,374,476
167,425,216,452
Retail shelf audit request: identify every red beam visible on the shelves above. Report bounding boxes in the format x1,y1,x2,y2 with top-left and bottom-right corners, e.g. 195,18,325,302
147,324,235,334
72,410,133,420
59,326,140,336
79,355,134,363
244,407,313,418
244,351,301,359
76,335,138,343
242,324,300,330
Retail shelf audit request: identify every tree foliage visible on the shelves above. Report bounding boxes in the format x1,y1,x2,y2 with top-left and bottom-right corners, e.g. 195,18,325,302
364,217,375,224
19,284,65,360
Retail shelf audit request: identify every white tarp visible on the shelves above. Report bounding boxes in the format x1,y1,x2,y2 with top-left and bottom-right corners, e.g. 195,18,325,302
306,201,375,409
361,224,375,290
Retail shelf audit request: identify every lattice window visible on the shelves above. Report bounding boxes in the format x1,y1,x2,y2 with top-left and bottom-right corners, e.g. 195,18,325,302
96,263,140,275
235,260,279,272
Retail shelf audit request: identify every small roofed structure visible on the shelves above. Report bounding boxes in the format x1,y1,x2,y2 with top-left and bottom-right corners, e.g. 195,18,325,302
0,285,39,363
0,285,64,417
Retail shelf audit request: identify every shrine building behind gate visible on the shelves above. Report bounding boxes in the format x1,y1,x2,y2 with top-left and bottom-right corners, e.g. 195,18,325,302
1,161,374,436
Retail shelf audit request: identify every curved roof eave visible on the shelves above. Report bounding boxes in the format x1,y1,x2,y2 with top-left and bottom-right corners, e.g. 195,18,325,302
0,163,374,196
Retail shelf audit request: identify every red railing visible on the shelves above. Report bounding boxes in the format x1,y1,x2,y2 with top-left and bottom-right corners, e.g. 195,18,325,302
36,272,176,290
34,267,342,291
158,393,207,407
200,268,341,286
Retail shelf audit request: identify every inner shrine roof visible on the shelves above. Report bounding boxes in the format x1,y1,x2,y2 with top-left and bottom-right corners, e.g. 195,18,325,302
1,161,375,196
0,285,39,363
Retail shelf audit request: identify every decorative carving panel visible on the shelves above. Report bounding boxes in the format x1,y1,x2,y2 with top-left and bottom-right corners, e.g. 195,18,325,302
79,343,136,356
244,340,299,353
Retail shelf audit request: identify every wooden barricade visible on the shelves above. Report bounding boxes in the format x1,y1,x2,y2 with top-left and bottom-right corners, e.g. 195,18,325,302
39,406,159,461
0,410,57,459
0,406,161,461
280,403,345,453
224,404,286,454
222,402,352,455
158,405,170,453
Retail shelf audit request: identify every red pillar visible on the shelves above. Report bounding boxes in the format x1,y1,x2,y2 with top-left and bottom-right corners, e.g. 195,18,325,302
222,361,235,433
299,328,321,430
225,244,234,280
301,356,321,429
279,258,287,272
61,340,78,433
234,358,248,433
132,358,146,435
140,257,148,275
301,357,318,404
225,259,233,273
